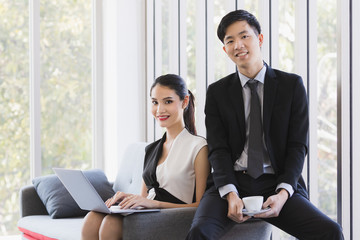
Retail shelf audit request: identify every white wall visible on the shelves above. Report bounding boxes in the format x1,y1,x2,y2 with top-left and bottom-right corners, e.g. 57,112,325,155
103,0,146,180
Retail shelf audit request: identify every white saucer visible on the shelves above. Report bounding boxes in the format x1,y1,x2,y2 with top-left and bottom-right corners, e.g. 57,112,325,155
242,207,271,216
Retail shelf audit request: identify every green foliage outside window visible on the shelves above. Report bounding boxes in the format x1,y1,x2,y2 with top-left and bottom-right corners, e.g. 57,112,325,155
0,0,30,236
0,0,92,236
40,0,92,175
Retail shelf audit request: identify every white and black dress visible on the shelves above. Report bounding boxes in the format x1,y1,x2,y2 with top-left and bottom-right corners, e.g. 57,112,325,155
142,128,207,204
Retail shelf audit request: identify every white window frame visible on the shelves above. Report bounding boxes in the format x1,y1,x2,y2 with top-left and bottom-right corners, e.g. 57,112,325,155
29,0,42,178
352,0,360,238
337,0,351,238
92,0,104,169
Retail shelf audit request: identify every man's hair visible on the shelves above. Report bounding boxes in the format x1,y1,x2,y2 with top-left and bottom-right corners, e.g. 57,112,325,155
217,9,261,43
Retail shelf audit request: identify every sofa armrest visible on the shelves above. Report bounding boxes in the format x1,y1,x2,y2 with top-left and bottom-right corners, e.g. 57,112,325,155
19,185,48,218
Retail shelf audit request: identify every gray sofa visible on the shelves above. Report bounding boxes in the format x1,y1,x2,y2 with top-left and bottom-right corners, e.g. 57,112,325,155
18,142,272,240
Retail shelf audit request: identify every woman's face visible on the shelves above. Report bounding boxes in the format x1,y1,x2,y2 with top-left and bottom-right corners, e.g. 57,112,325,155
150,85,188,130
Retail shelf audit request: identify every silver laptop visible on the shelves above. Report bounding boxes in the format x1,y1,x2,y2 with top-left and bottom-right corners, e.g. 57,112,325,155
53,168,160,215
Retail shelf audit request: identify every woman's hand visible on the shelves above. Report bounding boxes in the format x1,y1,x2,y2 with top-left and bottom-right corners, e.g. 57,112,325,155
105,191,133,208
118,194,160,209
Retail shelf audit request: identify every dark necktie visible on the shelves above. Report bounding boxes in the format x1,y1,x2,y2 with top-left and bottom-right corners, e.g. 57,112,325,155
247,80,264,179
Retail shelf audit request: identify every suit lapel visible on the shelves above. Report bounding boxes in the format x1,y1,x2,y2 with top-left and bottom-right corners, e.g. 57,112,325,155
263,65,278,136
228,73,246,140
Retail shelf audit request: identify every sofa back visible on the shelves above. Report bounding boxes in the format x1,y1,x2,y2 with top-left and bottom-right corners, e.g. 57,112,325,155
113,142,148,194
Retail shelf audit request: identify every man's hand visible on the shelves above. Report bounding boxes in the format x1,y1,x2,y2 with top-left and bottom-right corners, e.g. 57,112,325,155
254,189,289,218
226,192,251,223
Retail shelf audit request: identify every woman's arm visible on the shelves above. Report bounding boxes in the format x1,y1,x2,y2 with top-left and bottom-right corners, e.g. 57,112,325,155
119,146,210,209
140,180,148,198
193,145,210,204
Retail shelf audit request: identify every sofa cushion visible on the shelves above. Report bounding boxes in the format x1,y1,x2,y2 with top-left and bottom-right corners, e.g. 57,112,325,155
122,208,272,240
32,169,114,219
113,142,148,194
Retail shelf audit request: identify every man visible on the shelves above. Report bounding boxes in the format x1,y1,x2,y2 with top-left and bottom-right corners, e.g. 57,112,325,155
186,9,343,240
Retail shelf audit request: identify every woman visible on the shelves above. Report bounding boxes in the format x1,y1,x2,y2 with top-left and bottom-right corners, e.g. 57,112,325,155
82,74,210,240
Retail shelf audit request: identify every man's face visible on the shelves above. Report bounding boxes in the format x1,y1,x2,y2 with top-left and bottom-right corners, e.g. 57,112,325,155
222,20,263,71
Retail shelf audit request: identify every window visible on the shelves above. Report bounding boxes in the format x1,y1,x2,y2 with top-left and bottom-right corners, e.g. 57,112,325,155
0,0,30,236
39,0,92,174
316,0,337,221
0,0,93,237
278,0,295,73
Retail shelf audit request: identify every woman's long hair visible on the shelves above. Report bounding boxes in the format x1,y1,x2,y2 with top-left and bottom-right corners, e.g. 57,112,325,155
150,74,196,135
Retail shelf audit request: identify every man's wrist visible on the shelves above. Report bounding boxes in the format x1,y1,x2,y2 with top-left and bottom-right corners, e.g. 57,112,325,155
276,183,294,197
278,188,290,199
219,184,238,198
226,191,240,201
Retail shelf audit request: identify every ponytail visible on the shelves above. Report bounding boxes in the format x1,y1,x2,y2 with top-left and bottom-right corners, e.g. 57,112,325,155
184,90,196,135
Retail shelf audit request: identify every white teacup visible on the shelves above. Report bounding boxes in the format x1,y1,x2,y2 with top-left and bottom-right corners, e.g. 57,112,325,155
242,196,263,212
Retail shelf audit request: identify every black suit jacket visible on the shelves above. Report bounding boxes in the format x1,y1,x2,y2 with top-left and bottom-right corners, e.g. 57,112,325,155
205,64,309,198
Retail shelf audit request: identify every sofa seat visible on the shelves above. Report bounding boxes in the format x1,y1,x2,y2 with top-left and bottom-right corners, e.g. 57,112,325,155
18,209,272,240
18,142,272,240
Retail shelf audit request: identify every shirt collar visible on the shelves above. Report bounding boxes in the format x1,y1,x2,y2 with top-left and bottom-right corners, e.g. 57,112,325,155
237,64,267,88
